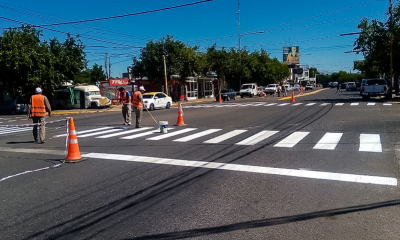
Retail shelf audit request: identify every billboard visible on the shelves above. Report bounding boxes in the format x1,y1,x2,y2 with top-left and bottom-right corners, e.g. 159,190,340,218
283,46,300,65
108,78,130,86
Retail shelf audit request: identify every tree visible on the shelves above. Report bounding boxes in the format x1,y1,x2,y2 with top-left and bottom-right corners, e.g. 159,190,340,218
90,64,106,83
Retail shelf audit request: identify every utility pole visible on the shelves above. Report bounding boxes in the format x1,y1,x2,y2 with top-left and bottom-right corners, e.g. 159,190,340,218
108,56,111,79
237,0,241,89
389,0,395,96
104,54,108,80
163,54,168,95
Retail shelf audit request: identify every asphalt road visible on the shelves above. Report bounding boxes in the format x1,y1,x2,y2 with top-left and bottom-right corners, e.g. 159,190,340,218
1,88,400,239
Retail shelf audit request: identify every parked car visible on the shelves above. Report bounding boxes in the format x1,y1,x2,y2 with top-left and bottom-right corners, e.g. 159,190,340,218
360,78,391,100
264,84,279,95
142,92,172,111
346,82,357,91
340,82,348,89
0,98,29,115
239,83,258,98
332,82,338,88
293,84,300,91
305,84,314,90
216,89,236,101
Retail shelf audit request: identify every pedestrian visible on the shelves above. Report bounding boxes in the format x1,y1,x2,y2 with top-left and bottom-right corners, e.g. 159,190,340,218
336,82,340,93
277,85,281,97
27,87,51,144
132,86,145,128
281,84,286,97
119,87,132,125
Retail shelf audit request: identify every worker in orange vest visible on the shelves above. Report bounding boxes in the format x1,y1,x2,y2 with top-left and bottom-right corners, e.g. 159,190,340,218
132,86,145,128
118,87,132,125
28,87,51,144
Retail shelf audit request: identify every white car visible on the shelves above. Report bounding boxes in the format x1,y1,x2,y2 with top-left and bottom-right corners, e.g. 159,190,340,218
143,92,172,111
305,84,314,90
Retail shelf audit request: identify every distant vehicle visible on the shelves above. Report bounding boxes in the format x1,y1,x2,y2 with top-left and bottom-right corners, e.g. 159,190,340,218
0,98,29,115
332,82,338,87
143,92,172,111
293,84,300,91
340,83,348,89
346,82,357,91
361,78,391,100
50,85,111,109
216,89,236,101
264,84,279,95
239,83,258,98
305,84,314,90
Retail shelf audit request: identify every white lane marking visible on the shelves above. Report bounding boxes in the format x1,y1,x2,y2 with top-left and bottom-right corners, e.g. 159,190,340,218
367,103,376,106
96,127,152,138
79,129,123,138
81,152,397,186
120,129,174,139
359,134,382,152
277,103,290,106
253,103,264,106
265,103,277,106
335,103,344,106
383,103,392,106
274,132,310,148
236,131,279,146
313,133,343,150
8,120,16,122
173,129,222,142
53,127,113,138
0,127,31,135
320,103,329,106
292,103,303,106
204,130,248,144
146,128,197,140
305,103,316,106
351,103,359,106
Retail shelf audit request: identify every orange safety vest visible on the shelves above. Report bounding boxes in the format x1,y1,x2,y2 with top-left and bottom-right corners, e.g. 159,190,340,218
120,91,131,105
132,91,143,108
31,94,46,117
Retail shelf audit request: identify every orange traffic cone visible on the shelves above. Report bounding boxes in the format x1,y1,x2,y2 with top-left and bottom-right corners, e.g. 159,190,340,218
65,117,83,162
218,92,222,103
174,103,186,126
291,91,296,102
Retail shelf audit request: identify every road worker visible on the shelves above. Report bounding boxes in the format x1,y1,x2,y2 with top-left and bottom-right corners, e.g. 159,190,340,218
28,87,51,144
132,86,145,128
119,87,132,125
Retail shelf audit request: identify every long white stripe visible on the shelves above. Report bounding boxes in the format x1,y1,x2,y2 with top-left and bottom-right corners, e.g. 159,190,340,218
81,152,397,186
146,128,197,140
367,103,376,106
292,103,303,106
313,133,343,150
274,132,310,148
53,127,113,138
204,130,247,144
174,129,222,142
320,103,329,106
305,103,316,106
79,129,122,138
236,131,279,145
359,134,382,152
265,103,277,106
383,103,392,106
335,103,344,106
120,129,167,139
277,103,290,106
351,103,359,106
96,127,152,138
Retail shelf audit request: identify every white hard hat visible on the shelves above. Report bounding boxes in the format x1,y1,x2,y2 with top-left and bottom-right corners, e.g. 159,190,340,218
35,87,42,93
139,86,145,91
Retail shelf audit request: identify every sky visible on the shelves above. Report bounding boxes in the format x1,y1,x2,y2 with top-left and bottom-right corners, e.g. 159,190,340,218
0,0,390,77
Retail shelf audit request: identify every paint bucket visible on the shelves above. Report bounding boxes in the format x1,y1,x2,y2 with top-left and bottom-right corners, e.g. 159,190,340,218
159,121,168,133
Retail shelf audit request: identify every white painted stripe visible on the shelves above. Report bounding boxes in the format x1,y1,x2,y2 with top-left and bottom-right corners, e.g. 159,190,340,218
265,103,277,106
335,103,344,106
53,127,113,138
313,133,343,150
96,127,152,138
359,134,382,152
305,103,316,106
367,103,376,106
351,103,359,106
146,128,197,140
236,131,279,145
120,129,169,139
79,129,123,138
292,103,303,106
383,103,392,106
274,132,310,148
320,103,329,106
173,129,222,142
204,130,247,144
81,152,398,186
277,103,290,106
253,103,264,106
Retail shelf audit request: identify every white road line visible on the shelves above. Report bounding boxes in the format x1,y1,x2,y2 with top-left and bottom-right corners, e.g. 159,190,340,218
253,103,264,106
146,128,197,140
0,127,31,135
120,129,173,139
79,129,123,138
351,103,359,106
277,103,290,106
8,120,16,122
204,130,248,144
320,103,329,106
80,152,397,186
367,103,376,106
313,133,343,150
335,103,344,106
236,131,279,146
292,103,303,106
305,103,316,106
359,134,382,152
96,127,153,138
274,132,310,148
265,103,278,106
173,129,222,142
383,103,392,106
53,127,114,138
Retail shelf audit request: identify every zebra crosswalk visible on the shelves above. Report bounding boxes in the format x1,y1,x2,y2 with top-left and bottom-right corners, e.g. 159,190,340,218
176,102,394,109
52,127,385,153
0,127,31,135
